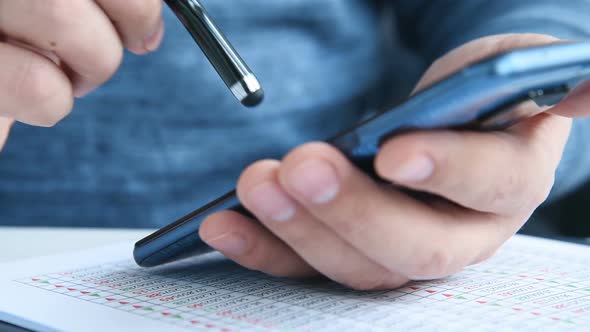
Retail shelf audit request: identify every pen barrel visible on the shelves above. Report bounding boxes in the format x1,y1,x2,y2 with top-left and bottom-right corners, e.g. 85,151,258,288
165,0,262,104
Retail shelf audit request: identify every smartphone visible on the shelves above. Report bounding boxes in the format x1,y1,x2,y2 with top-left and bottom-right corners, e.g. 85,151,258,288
134,42,590,268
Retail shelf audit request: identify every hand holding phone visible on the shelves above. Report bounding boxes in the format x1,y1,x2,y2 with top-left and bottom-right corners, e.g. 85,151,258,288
135,41,590,269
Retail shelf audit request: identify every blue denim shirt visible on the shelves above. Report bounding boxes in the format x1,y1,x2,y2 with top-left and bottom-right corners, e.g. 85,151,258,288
2,0,590,228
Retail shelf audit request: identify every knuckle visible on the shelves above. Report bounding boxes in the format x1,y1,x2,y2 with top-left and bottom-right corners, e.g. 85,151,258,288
38,0,123,85
478,161,527,211
490,172,521,207
485,163,555,213
406,246,454,280
41,0,80,32
14,55,72,126
23,69,56,107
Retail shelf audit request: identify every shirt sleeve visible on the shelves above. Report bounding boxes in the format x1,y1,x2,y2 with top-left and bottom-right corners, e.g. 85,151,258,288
394,0,590,203
395,0,590,60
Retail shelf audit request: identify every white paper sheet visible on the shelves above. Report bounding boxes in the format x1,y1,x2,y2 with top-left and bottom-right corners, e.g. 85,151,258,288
1,235,589,332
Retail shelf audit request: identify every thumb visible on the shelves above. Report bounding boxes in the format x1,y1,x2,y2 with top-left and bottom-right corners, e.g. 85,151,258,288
0,117,14,151
413,33,561,94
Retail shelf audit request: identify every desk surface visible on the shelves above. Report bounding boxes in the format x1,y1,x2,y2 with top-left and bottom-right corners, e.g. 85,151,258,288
0,227,154,263
0,227,155,332
2,227,588,264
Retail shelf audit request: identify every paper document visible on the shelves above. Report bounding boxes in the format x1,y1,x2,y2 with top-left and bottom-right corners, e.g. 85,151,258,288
0,235,589,331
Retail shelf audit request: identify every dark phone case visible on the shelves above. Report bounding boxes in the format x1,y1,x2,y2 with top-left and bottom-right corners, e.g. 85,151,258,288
134,42,590,268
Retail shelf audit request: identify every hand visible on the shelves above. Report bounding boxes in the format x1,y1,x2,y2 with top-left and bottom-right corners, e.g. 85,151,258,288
199,34,590,290
0,0,165,150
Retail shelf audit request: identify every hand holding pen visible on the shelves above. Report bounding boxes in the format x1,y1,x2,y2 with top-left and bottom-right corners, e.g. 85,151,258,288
0,1,168,149
0,0,263,152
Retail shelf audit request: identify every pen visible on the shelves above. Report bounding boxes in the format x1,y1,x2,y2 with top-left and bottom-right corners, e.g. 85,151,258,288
165,0,264,107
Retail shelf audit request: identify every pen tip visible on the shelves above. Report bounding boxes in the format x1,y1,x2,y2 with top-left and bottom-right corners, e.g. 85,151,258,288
241,89,264,107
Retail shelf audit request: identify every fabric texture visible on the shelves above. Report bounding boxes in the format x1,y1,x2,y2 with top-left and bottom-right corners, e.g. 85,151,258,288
1,0,590,228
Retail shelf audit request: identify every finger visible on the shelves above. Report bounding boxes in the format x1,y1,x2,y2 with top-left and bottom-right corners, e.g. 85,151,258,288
276,143,498,280
375,113,571,215
237,160,409,290
0,116,14,151
96,0,164,54
0,0,124,97
0,42,73,126
200,210,317,278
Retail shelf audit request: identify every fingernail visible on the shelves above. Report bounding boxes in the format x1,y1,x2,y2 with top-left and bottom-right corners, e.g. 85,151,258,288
287,159,340,204
247,182,296,222
205,232,248,256
389,155,434,183
143,19,164,52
